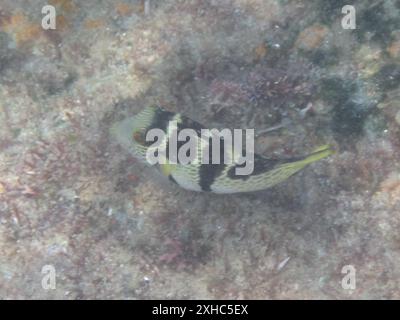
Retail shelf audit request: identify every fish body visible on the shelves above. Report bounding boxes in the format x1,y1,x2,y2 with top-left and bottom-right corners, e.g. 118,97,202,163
111,106,333,194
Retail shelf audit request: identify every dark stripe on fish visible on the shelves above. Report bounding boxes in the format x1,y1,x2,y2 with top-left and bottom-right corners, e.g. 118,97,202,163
143,107,175,147
176,115,203,136
199,135,227,191
227,154,281,180
174,115,204,164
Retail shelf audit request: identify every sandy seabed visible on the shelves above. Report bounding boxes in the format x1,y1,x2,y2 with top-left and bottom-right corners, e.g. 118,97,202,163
1,0,400,299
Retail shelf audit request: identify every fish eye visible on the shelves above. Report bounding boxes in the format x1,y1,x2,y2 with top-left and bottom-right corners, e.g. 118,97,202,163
132,130,146,145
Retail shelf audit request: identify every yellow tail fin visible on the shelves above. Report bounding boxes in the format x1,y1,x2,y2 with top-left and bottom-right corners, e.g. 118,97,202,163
256,144,334,190
300,144,335,166
278,144,334,173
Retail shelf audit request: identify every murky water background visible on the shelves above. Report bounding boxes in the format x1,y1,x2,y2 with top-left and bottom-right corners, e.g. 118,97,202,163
0,0,400,299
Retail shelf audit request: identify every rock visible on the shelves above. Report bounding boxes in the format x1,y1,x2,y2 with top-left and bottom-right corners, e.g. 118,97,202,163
295,24,329,51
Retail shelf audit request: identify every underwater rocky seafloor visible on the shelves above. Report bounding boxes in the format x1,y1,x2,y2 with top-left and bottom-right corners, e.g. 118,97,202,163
1,0,400,299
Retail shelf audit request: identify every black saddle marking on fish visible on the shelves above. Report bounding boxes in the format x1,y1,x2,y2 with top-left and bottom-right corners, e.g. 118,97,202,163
150,109,203,164
199,134,227,191
177,115,204,136
143,108,175,147
227,154,283,180
173,115,204,163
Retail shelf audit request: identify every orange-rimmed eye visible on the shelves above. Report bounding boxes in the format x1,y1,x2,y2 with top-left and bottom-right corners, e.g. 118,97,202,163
133,130,146,145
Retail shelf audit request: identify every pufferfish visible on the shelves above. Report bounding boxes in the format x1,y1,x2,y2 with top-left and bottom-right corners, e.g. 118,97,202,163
111,106,333,194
